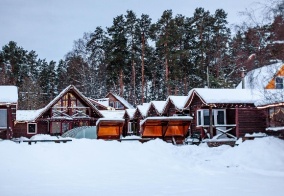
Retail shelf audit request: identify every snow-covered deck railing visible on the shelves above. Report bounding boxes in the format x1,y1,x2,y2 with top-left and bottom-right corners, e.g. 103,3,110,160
199,124,237,141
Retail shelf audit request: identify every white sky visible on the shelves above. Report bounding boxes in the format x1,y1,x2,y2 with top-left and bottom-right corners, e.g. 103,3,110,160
0,0,268,63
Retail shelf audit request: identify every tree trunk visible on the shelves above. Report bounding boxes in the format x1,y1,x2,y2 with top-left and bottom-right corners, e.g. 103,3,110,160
119,69,124,96
141,32,145,104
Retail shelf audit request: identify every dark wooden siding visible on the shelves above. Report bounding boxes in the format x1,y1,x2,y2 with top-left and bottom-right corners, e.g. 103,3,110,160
227,109,236,124
238,108,267,137
14,122,49,138
189,96,204,135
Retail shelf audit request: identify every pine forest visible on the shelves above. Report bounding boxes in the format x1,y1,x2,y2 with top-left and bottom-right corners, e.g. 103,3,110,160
1,3,284,109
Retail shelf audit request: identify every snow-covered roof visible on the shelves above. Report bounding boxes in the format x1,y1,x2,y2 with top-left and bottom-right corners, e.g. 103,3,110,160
95,118,125,126
99,110,125,119
20,85,103,121
88,98,108,109
140,116,193,126
125,109,136,120
168,96,188,110
0,85,18,103
94,98,109,107
151,101,167,114
16,108,45,122
254,89,284,107
236,62,284,89
187,88,262,105
137,103,151,117
107,93,134,109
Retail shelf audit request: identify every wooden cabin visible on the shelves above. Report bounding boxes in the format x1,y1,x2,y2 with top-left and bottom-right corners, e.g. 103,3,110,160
184,88,267,139
140,116,192,144
14,85,103,138
0,86,18,139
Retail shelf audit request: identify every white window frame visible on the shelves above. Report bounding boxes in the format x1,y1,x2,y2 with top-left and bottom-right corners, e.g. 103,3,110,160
27,123,37,134
196,109,226,126
275,76,284,89
0,109,7,129
128,122,133,133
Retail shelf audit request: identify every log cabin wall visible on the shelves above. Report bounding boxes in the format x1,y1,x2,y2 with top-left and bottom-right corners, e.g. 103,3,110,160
147,105,159,117
237,108,267,137
14,122,49,138
226,109,236,124
188,95,204,135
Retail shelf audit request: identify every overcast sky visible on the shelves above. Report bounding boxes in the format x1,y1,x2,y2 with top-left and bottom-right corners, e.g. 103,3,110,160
0,0,267,63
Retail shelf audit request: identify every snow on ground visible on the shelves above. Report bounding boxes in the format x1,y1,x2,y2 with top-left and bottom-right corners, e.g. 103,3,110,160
0,136,284,196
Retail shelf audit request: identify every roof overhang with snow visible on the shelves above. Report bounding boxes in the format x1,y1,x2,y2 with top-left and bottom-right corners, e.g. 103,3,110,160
185,88,262,108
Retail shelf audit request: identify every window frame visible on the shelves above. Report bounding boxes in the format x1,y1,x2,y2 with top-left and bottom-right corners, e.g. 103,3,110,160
128,122,133,133
0,109,8,129
27,123,37,134
275,76,284,89
196,109,226,126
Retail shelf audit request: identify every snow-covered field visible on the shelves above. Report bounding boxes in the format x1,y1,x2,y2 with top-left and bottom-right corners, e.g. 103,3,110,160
1,136,284,196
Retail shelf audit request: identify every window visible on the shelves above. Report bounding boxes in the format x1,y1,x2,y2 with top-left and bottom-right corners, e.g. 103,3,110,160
109,101,114,108
128,122,133,133
275,77,284,89
116,101,124,109
0,109,7,129
196,109,226,126
51,122,61,133
27,123,37,134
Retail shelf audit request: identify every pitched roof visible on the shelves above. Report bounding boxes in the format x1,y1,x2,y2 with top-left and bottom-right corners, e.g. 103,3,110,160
186,88,262,106
137,103,151,118
151,101,167,115
99,110,125,119
88,98,108,110
106,92,134,109
125,109,137,120
0,85,18,104
168,96,188,110
236,62,284,89
254,89,284,107
16,85,103,122
16,108,45,121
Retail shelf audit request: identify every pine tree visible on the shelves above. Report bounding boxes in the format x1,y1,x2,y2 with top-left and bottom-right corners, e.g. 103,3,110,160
106,15,128,96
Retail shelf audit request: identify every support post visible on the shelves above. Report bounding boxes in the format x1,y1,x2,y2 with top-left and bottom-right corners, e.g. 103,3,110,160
209,105,213,138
